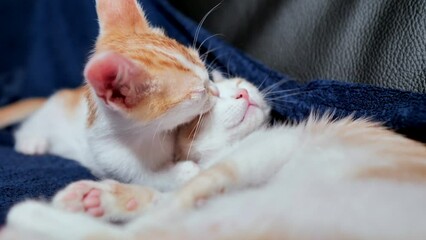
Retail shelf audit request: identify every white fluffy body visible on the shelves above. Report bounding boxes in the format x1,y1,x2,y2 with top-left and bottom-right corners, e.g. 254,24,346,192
4,77,426,239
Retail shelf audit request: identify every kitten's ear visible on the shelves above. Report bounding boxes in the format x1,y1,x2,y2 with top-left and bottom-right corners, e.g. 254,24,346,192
84,52,151,109
211,70,225,82
96,0,149,34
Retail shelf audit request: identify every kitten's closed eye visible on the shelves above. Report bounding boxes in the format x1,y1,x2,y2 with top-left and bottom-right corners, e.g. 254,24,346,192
208,84,219,97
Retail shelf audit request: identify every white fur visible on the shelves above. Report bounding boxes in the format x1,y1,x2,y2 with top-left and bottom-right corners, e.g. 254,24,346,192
153,124,426,239
14,92,88,160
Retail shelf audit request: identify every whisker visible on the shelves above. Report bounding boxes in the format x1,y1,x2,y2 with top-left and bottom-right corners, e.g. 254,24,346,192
161,129,168,154
161,124,169,154
263,88,301,97
186,114,204,160
226,54,233,78
206,57,220,72
205,52,229,73
186,114,206,160
152,115,165,141
257,75,269,90
193,1,223,48
268,101,299,108
200,46,223,62
260,78,291,94
264,92,298,99
265,90,310,108
205,53,226,70
188,116,201,138
266,91,310,101
270,100,299,104
197,34,224,53
261,79,291,94
206,62,221,73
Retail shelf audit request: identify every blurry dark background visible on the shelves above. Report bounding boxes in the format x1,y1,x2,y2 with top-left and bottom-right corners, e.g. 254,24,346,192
0,0,425,108
0,0,97,106
170,0,426,93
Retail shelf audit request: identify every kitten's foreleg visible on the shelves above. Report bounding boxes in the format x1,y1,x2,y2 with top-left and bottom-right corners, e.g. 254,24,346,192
52,160,201,221
13,92,67,155
124,129,297,233
175,128,297,209
14,111,50,155
95,129,295,226
136,160,201,191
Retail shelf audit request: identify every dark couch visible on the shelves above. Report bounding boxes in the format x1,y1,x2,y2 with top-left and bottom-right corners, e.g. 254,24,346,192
171,0,426,93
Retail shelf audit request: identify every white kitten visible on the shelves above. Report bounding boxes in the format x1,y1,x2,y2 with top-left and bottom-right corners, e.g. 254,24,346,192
176,73,271,166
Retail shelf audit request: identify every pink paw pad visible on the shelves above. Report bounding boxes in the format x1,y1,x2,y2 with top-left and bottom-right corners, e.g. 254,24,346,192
87,206,105,217
82,189,104,217
126,198,139,211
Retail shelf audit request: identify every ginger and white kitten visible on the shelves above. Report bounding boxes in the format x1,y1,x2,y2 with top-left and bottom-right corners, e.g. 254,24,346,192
3,77,426,240
0,0,215,191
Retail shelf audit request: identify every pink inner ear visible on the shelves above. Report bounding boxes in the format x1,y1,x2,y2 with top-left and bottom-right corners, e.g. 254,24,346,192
84,52,149,108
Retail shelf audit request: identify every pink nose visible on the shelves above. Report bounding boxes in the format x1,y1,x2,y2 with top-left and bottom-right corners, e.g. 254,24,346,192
236,89,249,101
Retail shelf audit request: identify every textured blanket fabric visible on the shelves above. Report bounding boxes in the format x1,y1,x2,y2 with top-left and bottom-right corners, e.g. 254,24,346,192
0,0,425,225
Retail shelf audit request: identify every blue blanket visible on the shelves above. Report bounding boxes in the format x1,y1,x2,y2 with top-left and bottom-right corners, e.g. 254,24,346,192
0,0,425,224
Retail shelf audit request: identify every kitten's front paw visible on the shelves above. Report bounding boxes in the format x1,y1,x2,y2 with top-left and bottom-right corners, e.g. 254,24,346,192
52,180,105,217
15,137,49,155
53,180,157,221
174,161,201,185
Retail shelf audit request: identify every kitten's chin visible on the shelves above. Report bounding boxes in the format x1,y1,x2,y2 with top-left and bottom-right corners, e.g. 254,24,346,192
233,106,263,127
231,107,268,136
